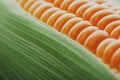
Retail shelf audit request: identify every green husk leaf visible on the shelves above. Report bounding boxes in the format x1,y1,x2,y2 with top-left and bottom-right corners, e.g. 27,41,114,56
0,0,118,80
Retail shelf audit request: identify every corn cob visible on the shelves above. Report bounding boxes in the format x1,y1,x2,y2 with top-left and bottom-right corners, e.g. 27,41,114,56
17,0,120,72
0,0,120,80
